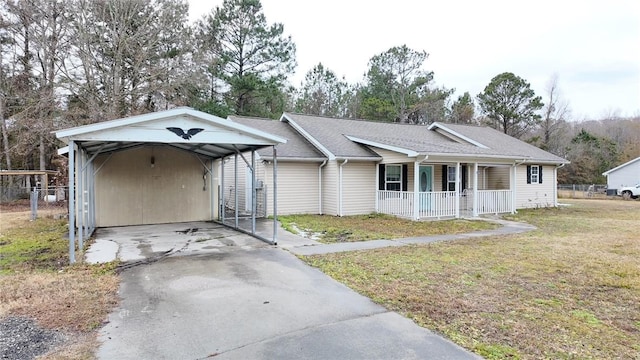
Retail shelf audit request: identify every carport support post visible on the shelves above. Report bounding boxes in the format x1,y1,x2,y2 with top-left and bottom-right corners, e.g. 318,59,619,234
68,140,76,264
234,153,239,228
272,146,278,243
220,156,225,222
251,150,256,234
77,149,83,250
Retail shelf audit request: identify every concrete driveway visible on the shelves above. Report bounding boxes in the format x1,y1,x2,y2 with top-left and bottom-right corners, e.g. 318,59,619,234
96,227,479,359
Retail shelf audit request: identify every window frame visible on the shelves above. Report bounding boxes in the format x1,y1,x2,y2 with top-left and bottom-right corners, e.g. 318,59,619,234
530,165,540,184
447,165,456,191
385,164,402,191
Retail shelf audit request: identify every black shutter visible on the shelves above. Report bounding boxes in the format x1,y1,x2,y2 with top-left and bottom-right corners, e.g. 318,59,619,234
539,166,543,184
442,165,447,191
402,164,408,191
526,165,532,184
462,165,468,191
379,164,385,190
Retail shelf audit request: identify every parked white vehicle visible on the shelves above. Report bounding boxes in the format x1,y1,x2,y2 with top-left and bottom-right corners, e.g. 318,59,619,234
618,183,640,199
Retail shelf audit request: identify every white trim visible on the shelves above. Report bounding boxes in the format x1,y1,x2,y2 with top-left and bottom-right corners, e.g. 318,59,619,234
427,122,489,149
344,135,419,157
280,113,336,160
602,156,640,176
55,107,287,145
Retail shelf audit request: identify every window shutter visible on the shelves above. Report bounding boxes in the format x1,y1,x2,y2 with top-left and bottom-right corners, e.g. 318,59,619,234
442,165,447,191
539,166,543,184
526,165,532,184
378,164,385,191
402,164,408,191
462,165,468,191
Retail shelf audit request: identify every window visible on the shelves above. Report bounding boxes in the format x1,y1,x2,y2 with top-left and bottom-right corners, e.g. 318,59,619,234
527,165,542,184
530,166,539,184
385,165,402,191
447,166,456,191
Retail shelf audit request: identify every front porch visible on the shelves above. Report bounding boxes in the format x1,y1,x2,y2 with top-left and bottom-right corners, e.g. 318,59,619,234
375,161,516,220
376,189,514,219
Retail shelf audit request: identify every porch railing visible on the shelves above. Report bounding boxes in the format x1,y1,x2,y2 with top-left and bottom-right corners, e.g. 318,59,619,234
377,190,457,219
473,190,513,215
377,189,513,219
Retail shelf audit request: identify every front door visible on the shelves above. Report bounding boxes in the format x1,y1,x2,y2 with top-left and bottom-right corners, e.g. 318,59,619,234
419,165,433,210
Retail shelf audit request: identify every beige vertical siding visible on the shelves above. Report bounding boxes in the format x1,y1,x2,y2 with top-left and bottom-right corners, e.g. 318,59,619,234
322,161,339,215
434,164,444,191
95,145,211,227
264,162,320,215
487,166,510,189
515,165,556,208
342,162,376,215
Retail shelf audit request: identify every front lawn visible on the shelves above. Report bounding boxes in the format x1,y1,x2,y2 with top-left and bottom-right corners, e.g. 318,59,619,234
0,210,119,359
302,200,640,359
279,213,498,243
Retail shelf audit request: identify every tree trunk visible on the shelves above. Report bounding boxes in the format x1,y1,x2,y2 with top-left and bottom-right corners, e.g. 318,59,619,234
0,95,12,187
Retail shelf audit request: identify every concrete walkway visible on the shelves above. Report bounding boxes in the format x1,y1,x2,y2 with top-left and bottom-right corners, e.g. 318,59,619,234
259,218,537,256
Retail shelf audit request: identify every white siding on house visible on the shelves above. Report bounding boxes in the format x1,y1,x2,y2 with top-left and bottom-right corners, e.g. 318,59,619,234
342,162,376,215
605,160,640,190
373,148,412,164
263,162,320,216
94,145,211,227
222,155,249,211
487,167,510,190
515,165,556,208
322,161,339,215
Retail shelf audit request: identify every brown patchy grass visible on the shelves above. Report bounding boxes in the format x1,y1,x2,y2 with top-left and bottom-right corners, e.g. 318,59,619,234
303,199,640,359
279,213,498,243
0,212,119,359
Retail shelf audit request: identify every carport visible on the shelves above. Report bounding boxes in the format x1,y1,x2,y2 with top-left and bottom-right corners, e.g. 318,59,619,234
55,107,286,263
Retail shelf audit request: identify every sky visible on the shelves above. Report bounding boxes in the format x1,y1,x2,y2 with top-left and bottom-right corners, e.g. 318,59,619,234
188,0,640,120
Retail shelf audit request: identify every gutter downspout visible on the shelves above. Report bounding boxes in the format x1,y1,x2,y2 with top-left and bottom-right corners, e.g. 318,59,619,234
554,163,566,207
339,159,348,216
318,160,327,215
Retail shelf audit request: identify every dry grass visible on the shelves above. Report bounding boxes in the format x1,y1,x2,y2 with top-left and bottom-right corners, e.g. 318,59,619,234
279,213,498,243
0,210,119,359
303,199,640,359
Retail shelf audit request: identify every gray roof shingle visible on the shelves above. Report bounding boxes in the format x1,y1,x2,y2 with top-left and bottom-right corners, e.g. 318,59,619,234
282,113,568,163
228,115,325,160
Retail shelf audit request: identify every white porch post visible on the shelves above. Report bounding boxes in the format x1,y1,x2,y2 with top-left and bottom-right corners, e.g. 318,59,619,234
455,162,460,218
375,163,379,213
68,140,76,264
413,160,420,220
272,146,278,243
511,164,517,214
473,162,479,217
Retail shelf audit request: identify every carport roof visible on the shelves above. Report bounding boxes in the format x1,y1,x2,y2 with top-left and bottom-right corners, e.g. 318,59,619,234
54,107,287,159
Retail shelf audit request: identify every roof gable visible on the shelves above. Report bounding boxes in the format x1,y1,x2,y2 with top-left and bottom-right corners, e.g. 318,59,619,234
55,107,287,146
603,156,640,175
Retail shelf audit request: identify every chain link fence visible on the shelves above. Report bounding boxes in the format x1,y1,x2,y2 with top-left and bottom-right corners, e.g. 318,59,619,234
557,184,609,199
